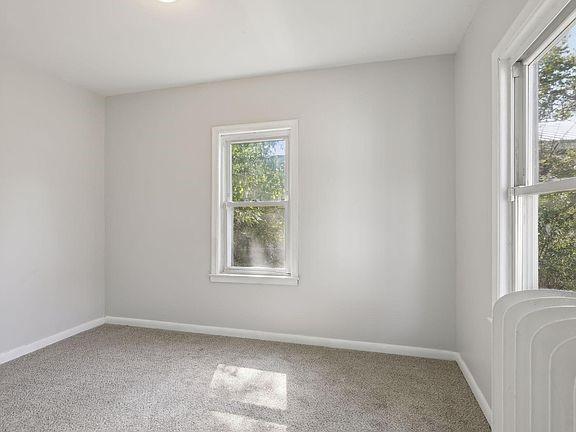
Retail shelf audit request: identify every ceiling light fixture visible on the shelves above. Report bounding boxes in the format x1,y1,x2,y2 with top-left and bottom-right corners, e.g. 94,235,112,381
158,0,177,3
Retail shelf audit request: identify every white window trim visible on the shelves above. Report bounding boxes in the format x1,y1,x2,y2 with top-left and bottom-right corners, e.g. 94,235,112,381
210,120,299,286
492,0,576,304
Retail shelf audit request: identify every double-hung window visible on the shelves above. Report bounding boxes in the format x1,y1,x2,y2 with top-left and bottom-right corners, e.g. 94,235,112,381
210,120,299,285
511,4,576,292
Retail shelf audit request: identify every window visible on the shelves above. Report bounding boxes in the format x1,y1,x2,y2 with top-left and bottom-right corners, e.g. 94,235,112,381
210,120,299,285
511,5,576,292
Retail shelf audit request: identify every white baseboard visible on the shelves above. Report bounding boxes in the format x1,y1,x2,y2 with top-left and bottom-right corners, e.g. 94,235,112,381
456,353,493,428
106,316,459,361
0,317,106,365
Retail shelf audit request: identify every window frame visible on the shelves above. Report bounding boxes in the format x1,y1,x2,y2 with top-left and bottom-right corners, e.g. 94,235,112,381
493,0,576,302
210,120,299,286
513,5,576,292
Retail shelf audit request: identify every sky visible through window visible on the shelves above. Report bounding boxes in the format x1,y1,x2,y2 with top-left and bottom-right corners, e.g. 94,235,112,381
568,26,576,52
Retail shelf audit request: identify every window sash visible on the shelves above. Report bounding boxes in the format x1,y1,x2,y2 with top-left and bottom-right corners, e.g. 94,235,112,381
512,178,576,197
223,136,290,274
225,201,288,207
511,7,576,292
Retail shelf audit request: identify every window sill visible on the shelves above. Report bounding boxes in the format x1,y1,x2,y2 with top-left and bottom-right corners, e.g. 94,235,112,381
209,273,299,286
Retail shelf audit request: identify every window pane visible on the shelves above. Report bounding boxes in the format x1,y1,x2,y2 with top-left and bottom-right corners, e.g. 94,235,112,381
538,191,576,290
538,27,576,182
232,206,285,269
231,140,286,202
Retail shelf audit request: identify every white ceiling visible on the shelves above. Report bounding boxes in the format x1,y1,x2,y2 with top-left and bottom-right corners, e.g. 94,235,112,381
0,0,482,96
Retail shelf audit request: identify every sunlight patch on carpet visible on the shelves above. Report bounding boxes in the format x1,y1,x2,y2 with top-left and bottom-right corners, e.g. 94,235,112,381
209,364,287,410
210,411,287,431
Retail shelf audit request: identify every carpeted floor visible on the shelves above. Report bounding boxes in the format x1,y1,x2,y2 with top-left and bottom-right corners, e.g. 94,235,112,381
0,325,490,431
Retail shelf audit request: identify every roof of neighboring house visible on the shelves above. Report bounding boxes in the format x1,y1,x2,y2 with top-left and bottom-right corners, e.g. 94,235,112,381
539,119,576,141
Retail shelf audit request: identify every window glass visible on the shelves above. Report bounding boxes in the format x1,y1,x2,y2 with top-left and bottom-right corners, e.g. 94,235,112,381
538,27,576,182
538,191,576,290
232,206,286,269
231,140,286,202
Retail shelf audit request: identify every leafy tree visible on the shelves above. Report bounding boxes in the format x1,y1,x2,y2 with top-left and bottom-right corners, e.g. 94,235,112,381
538,41,576,122
537,38,576,291
538,192,576,290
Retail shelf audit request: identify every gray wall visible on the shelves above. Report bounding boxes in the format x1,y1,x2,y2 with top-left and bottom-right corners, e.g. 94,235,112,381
0,54,106,353
455,0,530,405
106,56,457,350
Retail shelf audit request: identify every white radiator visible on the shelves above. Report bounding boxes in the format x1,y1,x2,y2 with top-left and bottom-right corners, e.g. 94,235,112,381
492,289,576,432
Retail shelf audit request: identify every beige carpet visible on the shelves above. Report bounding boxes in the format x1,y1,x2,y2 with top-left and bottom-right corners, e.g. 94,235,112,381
0,325,490,431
